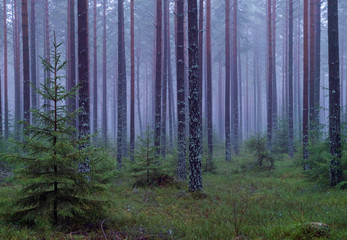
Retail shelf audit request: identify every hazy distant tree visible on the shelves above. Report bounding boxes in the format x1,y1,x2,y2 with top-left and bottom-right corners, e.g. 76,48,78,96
93,0,98,137
77,0,90,139
3,0,8,138
309,0,316,136
303,0,309,169
130,0,135,161
22,0,31,124
328,0,342,186
167,0,174,150
272,0,277,131
44,0,50,110
267,0,273,151
102,0,107,144
67,0,76,129
206,0,213,170
154,0,162,155
188,0,203,192
225,0,231,162
117,0,128,168
232,0,239,154
288,0,294,158
176,0,187,180
30,0,37,111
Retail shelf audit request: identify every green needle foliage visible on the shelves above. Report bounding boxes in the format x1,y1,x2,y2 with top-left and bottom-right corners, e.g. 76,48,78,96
3,35,114,227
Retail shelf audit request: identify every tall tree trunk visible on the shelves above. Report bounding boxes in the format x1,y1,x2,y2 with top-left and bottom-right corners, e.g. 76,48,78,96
309,0,316,136
30,0,36,111
136,49,143,137
198,0,204,153
272,0,277,131
102,0,107,144
188,0,203,192
314,0,321,125
267,0,273,151
288,0,294,158
22,0,30,124
67,0,76,129
93,0,98,137
44,0,50,110
154,0,162,155
77,0,90,141
303,0,309,169
225,0,231,162
232,0,239,154
13,0,21,137
328,0,342,186
161,0,169,158
3,0,8,139
206,0,212,170
176,0,187,180
117,0,127,168
130,0,135,161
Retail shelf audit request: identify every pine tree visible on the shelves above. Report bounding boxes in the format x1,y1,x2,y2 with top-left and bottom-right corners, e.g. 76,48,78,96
4,37,111,226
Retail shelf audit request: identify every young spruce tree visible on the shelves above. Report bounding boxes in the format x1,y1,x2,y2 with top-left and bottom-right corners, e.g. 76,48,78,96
5,35,112,226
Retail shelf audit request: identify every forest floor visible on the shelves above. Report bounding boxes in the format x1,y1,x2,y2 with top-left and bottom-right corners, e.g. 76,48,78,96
0,149,346,240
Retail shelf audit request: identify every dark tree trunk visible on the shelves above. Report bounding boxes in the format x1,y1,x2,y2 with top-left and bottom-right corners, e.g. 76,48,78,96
161,0,169,158
13,0,21,136
267,0,273,151
232,0,239,154
309,0,316,135
130,0,135,161
67,0,76,129
288,0,294,158
188,0,203,192
328,0,342,186
77,0,90,138
198,0,204,152
154,0,162,155
272,0,277,131
117,0,127,168
3,0,8,139
93,0,98,137
314,0,321,125
22,0,30,124
102,0,107,144
206,0,213,170
44,0,50,110
30,0,36,111
176,0,187,180
303,0,309,168
225,0,231,162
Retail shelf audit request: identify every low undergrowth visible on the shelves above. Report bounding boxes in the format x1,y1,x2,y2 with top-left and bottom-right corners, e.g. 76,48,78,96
0,149,346,239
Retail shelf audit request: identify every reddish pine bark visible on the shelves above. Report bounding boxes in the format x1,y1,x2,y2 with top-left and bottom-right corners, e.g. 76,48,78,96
22,0,30,124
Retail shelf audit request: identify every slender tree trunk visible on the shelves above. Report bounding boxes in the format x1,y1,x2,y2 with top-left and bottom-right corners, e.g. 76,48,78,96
314,0,321,125
102,0,107,144
3,0,8,139
328,0,342,186
272,0,277,131
30,0,36,111
267,0,273,151
136,49,143,137
161,0,169,158
188,0,203,192
288,0,294,158
77,0,90,142
13,0,21,137
232,0,239,154
22,0,30,124
154,0,162,155
225,0,231,162
44,0,50,110
67,0,76,129
198,0,204,152
303,0,309,169
93,0,98,137
176,0,186,180
205,0,212,170
117,0,127,168
309,0,316,136
130,0,135,161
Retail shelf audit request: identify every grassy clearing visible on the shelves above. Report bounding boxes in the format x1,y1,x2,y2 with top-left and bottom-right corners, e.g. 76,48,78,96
0,149,346,239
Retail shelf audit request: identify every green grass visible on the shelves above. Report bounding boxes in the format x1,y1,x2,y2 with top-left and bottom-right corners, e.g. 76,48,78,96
0,150,346,239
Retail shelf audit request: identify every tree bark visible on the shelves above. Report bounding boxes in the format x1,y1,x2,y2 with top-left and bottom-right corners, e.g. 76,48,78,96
130,0,135,161
102,0,107,144
22,0,30,124
328,0,342,186
288,0,294,158
176,0,187,180
3,0,8,139
30,0,36,111
93,0,98,137
267,0,273,151
303,0,309,168
188,0,203,192
225,0,231,161
232,0,239,154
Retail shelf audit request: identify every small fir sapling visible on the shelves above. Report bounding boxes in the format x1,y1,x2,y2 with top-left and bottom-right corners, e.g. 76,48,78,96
2,35,114,226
